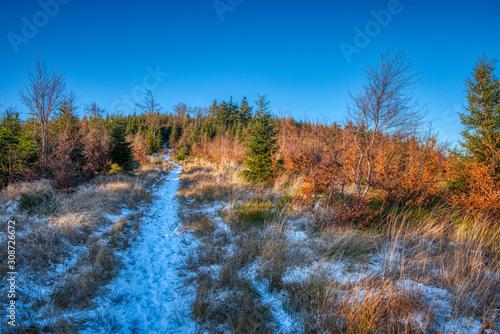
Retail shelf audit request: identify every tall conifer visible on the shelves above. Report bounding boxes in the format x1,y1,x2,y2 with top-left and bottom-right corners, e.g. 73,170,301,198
459,54,500,174
242,95,277,184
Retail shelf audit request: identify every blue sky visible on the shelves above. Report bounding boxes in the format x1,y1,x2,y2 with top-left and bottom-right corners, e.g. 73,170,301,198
1,0,499,146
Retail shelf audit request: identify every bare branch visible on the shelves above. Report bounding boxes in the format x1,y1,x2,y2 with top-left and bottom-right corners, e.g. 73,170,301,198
19,56,66,176
347,49,427,196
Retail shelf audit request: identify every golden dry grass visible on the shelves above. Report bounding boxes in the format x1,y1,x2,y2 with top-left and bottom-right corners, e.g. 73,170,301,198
177,161,248,204
1,178,54,203
0,161,168,330
57,175,152,215
271,172,305,198
177,158,500,333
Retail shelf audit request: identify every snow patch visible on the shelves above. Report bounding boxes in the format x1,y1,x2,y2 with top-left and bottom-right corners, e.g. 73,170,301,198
80,161,196,333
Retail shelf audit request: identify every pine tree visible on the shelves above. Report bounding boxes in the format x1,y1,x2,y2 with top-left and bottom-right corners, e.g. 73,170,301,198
459,54,500,174
208,99,219,119
18,118,39,164
228,96,239,126
238,96,253,125
109,120,134,170
169,124,181,144
136,90,162,151
0,107,23,182
201,118,216,139
51,92,85,185
216,101,230,128
53,93,79,136
126,112,138,134
242,95,277,184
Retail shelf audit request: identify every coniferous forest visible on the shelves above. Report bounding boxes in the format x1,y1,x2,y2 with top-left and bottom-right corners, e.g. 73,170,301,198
2,53,499,216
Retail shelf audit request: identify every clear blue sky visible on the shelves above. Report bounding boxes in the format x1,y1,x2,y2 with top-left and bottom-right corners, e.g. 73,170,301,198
1,0,499,146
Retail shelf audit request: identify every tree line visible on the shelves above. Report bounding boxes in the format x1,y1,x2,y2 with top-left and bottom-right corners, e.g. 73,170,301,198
1,50,499,219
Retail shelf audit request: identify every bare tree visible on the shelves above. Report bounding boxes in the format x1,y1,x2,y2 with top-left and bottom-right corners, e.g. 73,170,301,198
348,49,426,197
85,101,105,120
172,102,188,120
135,90,162,139
20,56,66,176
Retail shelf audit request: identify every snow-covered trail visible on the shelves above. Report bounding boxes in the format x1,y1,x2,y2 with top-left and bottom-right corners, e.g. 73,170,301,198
81,161,195,334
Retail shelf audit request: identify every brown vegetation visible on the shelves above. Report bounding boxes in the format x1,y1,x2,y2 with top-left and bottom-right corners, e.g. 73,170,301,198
0,159,171,332
177,159,500,333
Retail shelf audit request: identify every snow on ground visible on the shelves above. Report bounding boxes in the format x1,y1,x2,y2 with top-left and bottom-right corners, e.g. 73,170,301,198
80,161,196,334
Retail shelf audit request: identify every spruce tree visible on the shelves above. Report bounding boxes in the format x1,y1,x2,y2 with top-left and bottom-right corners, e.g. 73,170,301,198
201,118,216,139
109,120,134,170
135,90,162,149
228,96,239,126
169,124,181,144
0,107,22,182
459,54,500,173
52,93,85,174
238,96,253,125
242,95,277,184
208,99,219,119
216,101,230,128
146,130,162,154
53,93,79,136
126,112,138,134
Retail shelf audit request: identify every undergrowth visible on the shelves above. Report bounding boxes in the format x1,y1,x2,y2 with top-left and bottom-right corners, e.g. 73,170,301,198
178,158,500,334
0,158,172,332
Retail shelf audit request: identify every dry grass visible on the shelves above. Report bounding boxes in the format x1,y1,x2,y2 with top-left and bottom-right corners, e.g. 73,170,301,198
177,161,248,204
133,159,174,179
3,173,152,275
1,179,54,203
52,212,109,245
271,172,305,198
257,224,310,293
107,212,142,249
378,209,500,326
177,161,318,333
177,161,279,332
1,179,57,216
183,226,275,333
0,161,168,330
51,239,119,309
284,207,500,333
321,228,380,263
191,271,274,334
332,284,431,333
0,316,79,334
281,268,433,333
181,159,500,333
12,213,109,272
178,158,500,333
59,175,152,215
186,226,276,333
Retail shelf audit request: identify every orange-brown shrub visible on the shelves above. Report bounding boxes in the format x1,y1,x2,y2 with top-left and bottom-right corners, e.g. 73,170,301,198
191,133,246,165
279,119,344,200
50,133,82,189
82,127,110,176
372,137,446,206
314,195,374,228
129,134,149,164
447,159,500,216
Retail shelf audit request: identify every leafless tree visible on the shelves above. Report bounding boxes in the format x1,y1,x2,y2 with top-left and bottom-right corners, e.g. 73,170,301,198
172,102,188,121
20,56,66,176
347,49,426,197
136,90,162,139
84,101,105,120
